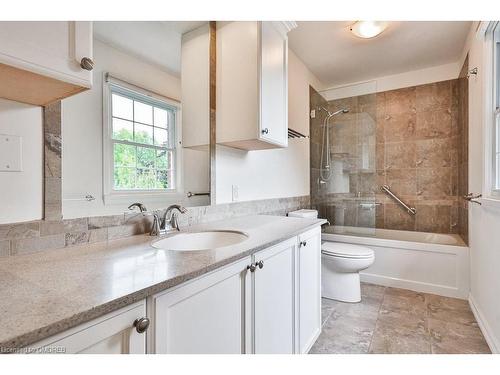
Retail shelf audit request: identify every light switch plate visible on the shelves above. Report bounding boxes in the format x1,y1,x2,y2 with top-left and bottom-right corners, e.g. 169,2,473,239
0,134,22,172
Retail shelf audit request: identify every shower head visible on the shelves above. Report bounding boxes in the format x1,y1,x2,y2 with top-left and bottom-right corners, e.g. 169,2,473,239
317,107,350,118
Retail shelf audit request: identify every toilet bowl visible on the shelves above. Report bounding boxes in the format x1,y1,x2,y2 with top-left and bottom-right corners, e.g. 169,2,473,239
321,242,375,303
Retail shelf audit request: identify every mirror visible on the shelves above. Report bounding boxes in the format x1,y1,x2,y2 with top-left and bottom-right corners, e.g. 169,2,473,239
61,21,212,218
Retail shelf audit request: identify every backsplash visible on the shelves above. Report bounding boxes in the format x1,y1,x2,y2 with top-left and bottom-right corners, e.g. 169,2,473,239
0,195,309,257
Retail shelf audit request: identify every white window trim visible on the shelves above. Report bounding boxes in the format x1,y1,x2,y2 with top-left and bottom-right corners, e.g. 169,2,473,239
102,73,184,206
483,21,500,201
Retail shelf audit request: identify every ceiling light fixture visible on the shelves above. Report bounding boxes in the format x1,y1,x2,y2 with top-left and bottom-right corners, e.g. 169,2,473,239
349,21,388,39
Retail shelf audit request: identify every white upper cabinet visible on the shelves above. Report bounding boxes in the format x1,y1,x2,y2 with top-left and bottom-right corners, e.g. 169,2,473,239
0,21,93,106
216,21,296,150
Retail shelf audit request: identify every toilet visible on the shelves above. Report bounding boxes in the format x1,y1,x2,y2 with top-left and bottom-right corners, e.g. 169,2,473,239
321,242,375,303
288,209,375,303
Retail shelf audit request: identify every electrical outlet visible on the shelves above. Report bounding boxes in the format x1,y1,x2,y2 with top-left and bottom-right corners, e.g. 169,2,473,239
232,185,239,202
310,109,316,119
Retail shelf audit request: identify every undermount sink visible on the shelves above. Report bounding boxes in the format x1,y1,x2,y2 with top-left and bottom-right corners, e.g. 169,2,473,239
151,230,249,251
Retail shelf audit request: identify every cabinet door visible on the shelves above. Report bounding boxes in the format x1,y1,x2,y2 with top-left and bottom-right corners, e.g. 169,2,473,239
253,238,296,354
151,257,251,354
0,21,92,105
259,21,288,147
0,21,92,87
32,301,147,354
297,227,322,353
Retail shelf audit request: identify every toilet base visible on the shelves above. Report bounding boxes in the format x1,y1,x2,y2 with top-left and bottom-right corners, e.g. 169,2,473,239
321,263,361,303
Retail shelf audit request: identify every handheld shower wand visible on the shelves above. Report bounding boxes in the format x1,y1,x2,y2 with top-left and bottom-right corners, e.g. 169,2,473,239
317,107,349,183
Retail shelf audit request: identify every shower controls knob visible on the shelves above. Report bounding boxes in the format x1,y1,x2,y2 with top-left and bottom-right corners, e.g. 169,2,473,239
261,128,269,134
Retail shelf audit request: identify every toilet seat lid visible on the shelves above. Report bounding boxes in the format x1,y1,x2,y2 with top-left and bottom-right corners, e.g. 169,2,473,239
322,242,374,258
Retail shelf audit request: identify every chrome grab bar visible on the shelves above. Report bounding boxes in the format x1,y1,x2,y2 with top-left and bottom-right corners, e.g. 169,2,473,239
380,185,416,215
187,191,210,198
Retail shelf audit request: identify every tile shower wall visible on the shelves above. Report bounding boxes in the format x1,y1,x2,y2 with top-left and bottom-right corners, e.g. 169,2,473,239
0,195,310,257
311,78,467,238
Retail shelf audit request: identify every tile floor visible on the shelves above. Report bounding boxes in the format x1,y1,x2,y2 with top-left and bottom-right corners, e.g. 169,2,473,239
310,283,491,354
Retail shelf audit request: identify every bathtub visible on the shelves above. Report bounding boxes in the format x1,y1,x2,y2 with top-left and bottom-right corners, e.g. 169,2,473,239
322,226,470,299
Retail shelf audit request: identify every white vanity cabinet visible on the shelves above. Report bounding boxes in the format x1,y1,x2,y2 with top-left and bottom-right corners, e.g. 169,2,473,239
216,21,296,150
31,301,147,354
149,257,252,354
296,227,322,353
252,238,296,353
25,226,322,354
0,21,93,106
151,228,321,354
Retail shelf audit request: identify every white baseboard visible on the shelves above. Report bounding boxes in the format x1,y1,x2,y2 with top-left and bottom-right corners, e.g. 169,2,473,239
360,273,468,299
469,293,500,354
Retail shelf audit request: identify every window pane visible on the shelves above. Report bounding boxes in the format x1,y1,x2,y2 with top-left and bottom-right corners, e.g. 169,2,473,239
135,123,153,145
134,101,153,125
114,144,136,167
114,167,135,189
154,127,169,147
156,149,171,170
157,170,171,189
136,168,157,189
112,118,134,141
154,107,169,128
112,93,133,120
137,146,156,169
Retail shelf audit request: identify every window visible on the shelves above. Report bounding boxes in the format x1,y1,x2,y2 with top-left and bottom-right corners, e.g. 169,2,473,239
494,23,500,192
104,77,179,198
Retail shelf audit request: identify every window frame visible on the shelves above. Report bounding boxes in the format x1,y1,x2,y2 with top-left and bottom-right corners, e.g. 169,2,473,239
492,23,500,197
102,73,184,205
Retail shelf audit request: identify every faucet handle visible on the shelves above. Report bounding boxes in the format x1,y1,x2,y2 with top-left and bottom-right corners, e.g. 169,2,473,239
150,213,161,236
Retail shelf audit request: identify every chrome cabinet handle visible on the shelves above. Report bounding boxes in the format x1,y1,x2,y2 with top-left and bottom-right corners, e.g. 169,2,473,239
247,261,264,272
300,240,307,247
261,128,269,134
133,317,150,333
80,57,94,71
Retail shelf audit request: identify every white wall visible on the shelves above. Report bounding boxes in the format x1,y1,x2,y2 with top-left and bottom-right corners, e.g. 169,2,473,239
288,49,323,135
466,22,500,354
62,39,208,218
321,62,461,100
0,98,43,224
215,48,319,204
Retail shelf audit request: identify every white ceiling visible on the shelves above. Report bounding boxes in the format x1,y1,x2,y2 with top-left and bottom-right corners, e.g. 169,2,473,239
288,21,472,87
93,21,207,76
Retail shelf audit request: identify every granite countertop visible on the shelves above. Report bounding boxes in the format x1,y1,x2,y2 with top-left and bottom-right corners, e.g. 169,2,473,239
0,215,325,349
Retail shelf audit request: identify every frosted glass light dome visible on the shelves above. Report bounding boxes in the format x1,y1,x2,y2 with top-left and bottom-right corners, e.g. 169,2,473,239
349,21,388,38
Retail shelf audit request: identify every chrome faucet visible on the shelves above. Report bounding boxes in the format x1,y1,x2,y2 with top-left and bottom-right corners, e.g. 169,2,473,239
128,202,188,236
161,204,188,232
